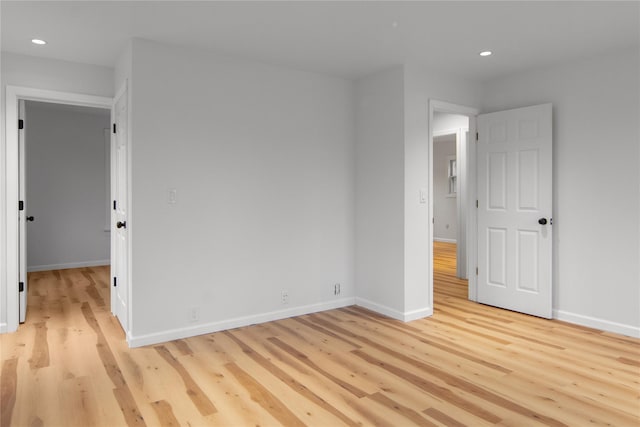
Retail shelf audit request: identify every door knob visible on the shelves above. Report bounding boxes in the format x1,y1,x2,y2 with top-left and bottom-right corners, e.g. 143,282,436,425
26,216,34,222
116,221,127,229
538,218,548,225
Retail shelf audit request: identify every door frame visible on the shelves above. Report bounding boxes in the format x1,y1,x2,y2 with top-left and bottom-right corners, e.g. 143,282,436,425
428,100,479,303
3,86,112,332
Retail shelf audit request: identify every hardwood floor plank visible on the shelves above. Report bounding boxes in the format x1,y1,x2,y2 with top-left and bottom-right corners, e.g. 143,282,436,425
224,330,360,426
224,362,306,427
154,345,217,416
268,336,369,398
28,321,50,370
423,407,467,427
352,349,503,424
1,358,18,427
113,386,147,426
150,400,180,427
59,376,100,427
367,392,439,426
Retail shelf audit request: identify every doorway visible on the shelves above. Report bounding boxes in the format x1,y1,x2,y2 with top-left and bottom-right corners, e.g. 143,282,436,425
428,100,479,309
432,114,469,300
21,101,111,325
3,86,113,333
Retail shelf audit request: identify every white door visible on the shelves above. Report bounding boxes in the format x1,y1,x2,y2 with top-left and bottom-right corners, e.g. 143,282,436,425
18,100,27,323
112,85,129,332
476,104,552,318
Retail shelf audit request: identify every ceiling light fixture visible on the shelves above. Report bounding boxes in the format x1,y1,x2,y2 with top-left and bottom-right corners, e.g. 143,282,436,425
479,50,492,57
31,39,47,45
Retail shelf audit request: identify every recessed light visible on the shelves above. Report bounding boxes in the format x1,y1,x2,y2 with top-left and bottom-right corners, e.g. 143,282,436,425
479,51,492,57
31,39,47,45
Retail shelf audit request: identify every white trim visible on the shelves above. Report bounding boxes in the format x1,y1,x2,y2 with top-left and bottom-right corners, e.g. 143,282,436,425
433,238,457,243
27,260,110,273
355,298,404,320
129,297,356,348
0,323,7,334
553,309,640,338
3,86,112,333
355,297,432,322
402,306,433,322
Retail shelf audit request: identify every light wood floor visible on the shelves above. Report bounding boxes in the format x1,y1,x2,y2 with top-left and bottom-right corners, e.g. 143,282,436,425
1,242,639,426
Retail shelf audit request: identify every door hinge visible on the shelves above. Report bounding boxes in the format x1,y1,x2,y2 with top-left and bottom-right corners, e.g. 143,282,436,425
476,200,478,208
113,200,117,210
113,277,117,287
476,267,478,276
18,119,24,130
476,132,479,141
19,200,24,211
19,282,24,292
112,123,116,134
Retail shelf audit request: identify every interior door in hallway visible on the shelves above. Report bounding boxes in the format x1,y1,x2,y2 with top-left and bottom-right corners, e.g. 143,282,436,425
18,99,27,322
112,85,129,332
476,104,553,318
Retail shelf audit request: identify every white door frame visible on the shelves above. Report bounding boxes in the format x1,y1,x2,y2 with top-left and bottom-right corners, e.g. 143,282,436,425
3,86,112,332
428,100,480,303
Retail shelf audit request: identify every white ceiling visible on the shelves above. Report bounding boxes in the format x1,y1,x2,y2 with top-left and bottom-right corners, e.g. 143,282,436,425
2,1,638,81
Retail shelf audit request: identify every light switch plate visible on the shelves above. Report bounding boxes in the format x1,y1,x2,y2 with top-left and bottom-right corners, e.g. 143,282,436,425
419,188,427,204
168,188,177,205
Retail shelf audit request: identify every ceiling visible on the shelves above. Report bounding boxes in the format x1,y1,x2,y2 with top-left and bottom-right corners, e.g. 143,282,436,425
1,1,638,82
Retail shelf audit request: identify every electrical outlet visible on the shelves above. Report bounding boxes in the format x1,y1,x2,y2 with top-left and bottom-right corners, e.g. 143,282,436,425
188,307,199,322
334,283,341,295
281,291,289,304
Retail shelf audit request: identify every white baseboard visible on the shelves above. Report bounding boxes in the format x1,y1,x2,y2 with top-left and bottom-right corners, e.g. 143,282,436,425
27,260,110,272
0,322,7,334
553,309,640,338
434,238,456,243
403,306,433,322
128,297,356,348
355,297,432,322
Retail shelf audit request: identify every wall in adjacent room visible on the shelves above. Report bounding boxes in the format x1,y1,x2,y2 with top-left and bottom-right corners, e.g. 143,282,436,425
25,101,111,271
433,134,457,241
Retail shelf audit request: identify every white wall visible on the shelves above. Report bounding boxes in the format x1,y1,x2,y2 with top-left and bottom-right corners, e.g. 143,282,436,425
482,47,640,336
0,52,113,331
25,101,110,271
355,67,406,317
126,39,355,345
433,134,457,241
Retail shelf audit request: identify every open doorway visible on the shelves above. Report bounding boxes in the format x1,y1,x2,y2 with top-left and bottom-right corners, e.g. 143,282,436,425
4,86,113,333
433,113,469,272
432,114,469,300
428,100,479,310
22,101,111,324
